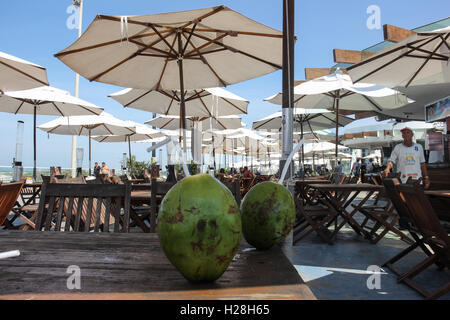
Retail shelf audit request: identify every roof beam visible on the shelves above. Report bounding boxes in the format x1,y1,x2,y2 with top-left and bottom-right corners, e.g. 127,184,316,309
333,49,376,64
304,68,333,80
383,24,416,43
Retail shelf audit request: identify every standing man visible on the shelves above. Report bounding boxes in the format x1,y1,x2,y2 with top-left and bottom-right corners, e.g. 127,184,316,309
93,162,100,177
383,127,430,188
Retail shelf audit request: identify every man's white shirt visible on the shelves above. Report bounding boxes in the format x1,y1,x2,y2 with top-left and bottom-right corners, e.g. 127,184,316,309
389,143,425,183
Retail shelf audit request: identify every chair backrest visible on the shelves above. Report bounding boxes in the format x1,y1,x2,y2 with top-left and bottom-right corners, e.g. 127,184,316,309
0,180,25,226
382,178,412,222
221,180,242,206
396,183,450,249
150,179,177,232
35,182,131,232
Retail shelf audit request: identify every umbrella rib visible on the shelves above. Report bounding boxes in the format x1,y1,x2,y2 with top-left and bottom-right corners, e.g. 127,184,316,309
0,60,48,86
89,28,178,82
191,32,282,70
221,98,247,114
361,95,383,111
47,125,61,134
439,34,450,52
160,118,175,129
184,32,228,57
50,102,65,116
405,54,447,61
351,35,441,83
293,95,306,105
406,34,450,87
13,100,26,114
124,90,153,107
196,90,214,117
155,35,178,90
405,44,450,60
181,32,228,87
54,6,226,59
55,30,170,58
164,91,177,115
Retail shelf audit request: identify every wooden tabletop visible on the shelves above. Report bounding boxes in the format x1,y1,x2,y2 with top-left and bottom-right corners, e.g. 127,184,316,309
295,179,331,186
425,190,450,199
307,183,384,192
0,231,315,300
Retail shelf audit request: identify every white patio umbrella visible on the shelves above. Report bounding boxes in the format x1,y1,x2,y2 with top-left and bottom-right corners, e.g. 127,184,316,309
38,112,135,175
253,107,354,164
93,121,165,174
109,87,250,117
265,70,412,161
145,114,244,131
0,51,49,93
0,86,104,180
347,27,450,87
55,5,283,152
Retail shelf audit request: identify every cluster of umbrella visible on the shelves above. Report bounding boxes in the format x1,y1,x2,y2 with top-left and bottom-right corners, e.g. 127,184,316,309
2,6,449,180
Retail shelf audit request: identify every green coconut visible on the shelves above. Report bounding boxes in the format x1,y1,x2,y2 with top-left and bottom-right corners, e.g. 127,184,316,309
157,174,242,282
240,181,295,250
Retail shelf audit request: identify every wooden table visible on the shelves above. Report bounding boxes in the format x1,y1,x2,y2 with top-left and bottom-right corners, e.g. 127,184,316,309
295,179,331,206
0,231,315,300
425,190,450,198
425,190,450,222
307,183,385,241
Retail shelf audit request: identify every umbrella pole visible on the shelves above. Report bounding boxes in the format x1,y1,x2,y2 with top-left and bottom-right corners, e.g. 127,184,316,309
128,135,132,176
177,31,187,154
89,129,92,176
33,106,37,182
335,91,340,167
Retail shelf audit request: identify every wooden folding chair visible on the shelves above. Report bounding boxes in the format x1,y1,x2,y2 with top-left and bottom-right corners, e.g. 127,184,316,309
293,193,339,245
0,180,25,228
355,177,414,245
384,181,450,300
150,179,177,233
35,182,131,233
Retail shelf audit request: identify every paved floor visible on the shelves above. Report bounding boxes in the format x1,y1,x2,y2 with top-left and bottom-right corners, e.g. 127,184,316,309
282,219,450,300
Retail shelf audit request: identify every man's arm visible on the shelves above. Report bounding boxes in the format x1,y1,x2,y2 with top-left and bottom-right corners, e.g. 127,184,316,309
383,161,394,177
420,162,430,189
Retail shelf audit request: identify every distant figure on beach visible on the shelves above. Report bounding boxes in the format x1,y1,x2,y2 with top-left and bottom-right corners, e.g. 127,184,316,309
93,162,100,177
383,126,429,188
100,162,110,175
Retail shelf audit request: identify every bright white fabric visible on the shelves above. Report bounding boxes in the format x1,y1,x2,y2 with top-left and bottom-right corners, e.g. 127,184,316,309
389,143,425,183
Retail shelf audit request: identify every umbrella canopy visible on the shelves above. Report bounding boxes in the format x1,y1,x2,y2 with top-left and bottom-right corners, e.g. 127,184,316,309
0,86,104,180
145,114,244,131
0,86,104,116
341,117,396,135
347,27,450,87
303,141,347,155
110,87,249,117
265,70,412,161
265,71,412,112
54,5,283,149
253,108,353,132
39,112,134,175
0,51,49,93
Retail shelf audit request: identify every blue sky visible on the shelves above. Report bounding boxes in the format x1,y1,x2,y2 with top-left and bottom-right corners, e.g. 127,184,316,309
1,0,449,170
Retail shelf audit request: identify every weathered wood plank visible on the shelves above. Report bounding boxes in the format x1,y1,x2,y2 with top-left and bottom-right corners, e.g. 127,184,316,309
333,49,376,64
384,24,416,43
